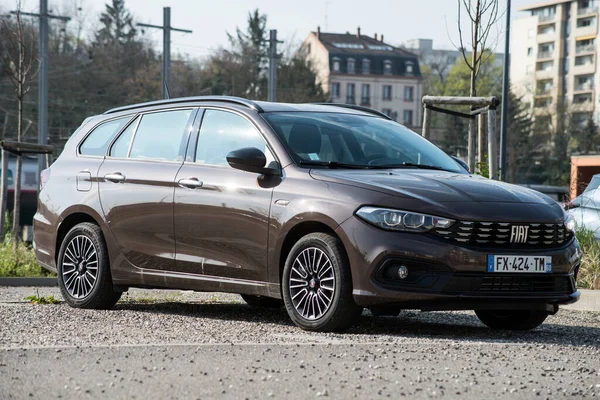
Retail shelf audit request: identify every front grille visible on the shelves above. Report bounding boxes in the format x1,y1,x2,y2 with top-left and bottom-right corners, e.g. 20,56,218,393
443,274,575,295
432,221,572,248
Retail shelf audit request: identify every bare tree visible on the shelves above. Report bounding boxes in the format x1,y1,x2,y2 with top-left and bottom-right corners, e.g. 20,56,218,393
452,0,502,170
0,1,40,246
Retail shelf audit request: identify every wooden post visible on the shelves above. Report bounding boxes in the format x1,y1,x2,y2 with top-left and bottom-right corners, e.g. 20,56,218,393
0,149,8,240
422,106,431,139
487,108,498,180
478,113,486,164
468,119,476,172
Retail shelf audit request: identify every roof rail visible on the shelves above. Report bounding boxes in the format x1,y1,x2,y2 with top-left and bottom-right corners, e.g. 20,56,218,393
104,96,264,115
312,103,392,120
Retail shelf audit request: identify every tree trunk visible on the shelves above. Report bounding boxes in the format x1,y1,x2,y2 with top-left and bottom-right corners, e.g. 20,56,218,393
12,50,23,248
468,0,482,172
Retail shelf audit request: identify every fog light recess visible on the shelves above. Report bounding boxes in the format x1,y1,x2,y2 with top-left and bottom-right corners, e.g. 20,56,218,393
397,265,409,279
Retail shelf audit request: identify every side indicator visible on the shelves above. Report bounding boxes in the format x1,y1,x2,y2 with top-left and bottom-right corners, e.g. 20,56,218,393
274,199,290,206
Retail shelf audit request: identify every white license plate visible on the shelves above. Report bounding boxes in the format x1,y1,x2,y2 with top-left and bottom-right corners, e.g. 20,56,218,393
487,255,552,273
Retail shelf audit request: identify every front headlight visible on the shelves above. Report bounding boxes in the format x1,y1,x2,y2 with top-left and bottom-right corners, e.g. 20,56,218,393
564,212,576,233
356,206,454,232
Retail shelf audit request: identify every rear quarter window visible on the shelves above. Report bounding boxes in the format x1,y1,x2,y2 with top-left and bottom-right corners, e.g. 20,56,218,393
79,116,132,156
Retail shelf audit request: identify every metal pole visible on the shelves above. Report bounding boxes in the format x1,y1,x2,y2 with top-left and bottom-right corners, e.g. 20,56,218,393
488,108,498,180
0,149,8,240
268,29,278,102
38,0,49,176
162,7,170,99
499,0,511,181
468,119,476,172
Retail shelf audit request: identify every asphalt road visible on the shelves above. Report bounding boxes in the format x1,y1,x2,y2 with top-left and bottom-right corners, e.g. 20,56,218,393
1,287,600,399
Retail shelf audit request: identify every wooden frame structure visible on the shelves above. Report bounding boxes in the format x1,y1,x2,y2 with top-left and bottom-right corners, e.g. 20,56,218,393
421,96,500,179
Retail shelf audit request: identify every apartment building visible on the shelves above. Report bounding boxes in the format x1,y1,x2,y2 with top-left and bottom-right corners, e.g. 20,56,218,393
512,0,600,127
301,28,422,126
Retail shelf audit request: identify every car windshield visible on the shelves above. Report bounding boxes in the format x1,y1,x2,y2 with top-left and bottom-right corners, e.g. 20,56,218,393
262,112,463,172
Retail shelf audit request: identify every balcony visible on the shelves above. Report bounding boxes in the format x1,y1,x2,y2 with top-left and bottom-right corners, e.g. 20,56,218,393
576,44,596,54
539,14,555,22
535,68,554,79
573,57,597,75
578,6,599,16
574,81,595,92
360,96,371,106
346,95,356,104
537,50,554,59
575,21,598,37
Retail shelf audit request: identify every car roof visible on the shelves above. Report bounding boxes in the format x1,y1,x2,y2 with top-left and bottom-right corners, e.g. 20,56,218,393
103,96,391,120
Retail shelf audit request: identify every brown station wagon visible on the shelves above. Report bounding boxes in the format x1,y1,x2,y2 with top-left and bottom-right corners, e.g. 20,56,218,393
33,96,581,332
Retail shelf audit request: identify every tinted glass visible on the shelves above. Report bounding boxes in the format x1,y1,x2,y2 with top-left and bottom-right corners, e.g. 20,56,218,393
125,109,192,161
262,112,462,172
195,109,273,166
79,117,131,156
110,116,139,158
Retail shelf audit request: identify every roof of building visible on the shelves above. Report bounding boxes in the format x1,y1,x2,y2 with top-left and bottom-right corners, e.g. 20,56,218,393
518,0,570,11
312,31,417,57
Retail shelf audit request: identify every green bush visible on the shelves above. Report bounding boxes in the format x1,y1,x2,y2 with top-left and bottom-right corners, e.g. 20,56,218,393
0,237,54,277
575,228,600,290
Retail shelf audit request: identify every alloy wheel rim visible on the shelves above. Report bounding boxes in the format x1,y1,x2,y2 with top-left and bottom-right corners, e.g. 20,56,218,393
61,235,98,299
289,247,335,320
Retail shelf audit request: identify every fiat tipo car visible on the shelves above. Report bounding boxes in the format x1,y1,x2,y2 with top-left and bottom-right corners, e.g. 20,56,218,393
34,96,581,332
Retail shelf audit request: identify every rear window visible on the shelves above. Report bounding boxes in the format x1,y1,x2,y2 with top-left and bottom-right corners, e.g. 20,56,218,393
79,117,132,156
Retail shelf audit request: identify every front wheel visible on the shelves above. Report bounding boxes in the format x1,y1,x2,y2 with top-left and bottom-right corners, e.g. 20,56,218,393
57,222,121,309
475,309,549,331
282,232,361,332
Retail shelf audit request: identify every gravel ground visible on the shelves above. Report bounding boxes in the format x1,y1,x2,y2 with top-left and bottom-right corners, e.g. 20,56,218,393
1,287,600,399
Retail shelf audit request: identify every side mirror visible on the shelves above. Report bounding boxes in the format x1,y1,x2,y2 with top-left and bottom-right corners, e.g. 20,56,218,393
226,147,281,175
451,156,470,172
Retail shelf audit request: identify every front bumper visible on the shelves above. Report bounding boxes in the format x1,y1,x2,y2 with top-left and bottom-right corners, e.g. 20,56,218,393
336,216,581,311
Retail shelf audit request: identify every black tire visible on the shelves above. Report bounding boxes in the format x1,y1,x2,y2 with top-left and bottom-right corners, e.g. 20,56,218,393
281,232,361,332
241,294,283,308
57,222,121,309
370,305,401,317
475,309,549,331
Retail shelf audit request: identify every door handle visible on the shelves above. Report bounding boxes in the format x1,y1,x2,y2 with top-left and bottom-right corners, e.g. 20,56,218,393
178,178,203,189
104,173,125,183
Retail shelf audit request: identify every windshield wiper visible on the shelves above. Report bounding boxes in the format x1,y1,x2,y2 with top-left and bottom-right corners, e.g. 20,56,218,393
368,162,454,172
298,160,371,169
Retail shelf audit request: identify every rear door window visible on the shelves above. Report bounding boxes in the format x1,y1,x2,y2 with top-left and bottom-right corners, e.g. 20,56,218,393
128,109,193,161
79,116,132,156
109,116,140,158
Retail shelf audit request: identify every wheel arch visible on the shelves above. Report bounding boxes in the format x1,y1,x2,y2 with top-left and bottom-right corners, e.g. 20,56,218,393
56,206,106,264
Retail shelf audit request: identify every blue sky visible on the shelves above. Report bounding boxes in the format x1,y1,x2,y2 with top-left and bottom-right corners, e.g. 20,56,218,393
4,0,535,59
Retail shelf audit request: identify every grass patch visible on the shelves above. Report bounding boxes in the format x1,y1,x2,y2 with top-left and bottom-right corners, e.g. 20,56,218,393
25,290,60,304
0,237,54,277
576,229,600,290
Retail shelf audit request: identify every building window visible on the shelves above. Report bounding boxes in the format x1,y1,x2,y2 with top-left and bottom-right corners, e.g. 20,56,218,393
361,84,370,105
526,64,533,74
405,61,414,74
347,83,355,104
331,82,340,99
527,47,533,56
362,58,371,74
403,110,414,126
347,58,355,73
383,85,392,100
332,58,340,72
382,108,392,117
383,60,393,75
404,86,414,101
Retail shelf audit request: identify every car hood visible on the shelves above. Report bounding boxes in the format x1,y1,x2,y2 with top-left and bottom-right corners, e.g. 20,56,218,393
310,169,563,221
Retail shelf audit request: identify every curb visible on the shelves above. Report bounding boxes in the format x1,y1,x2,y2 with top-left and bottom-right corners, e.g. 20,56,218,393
0,277,58,287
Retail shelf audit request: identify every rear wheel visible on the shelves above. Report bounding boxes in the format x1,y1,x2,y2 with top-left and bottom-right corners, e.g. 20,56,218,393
240,294,283,308
282,232,361,332
57,222,121,309
475,309,549,331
